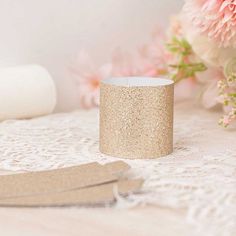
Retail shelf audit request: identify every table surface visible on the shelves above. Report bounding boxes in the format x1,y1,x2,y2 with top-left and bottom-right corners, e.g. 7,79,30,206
0,167,192,236
0,102,235,236
0,198,191,236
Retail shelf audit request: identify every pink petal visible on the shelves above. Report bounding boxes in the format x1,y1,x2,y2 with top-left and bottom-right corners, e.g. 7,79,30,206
175,78,197,102
201,80,219,108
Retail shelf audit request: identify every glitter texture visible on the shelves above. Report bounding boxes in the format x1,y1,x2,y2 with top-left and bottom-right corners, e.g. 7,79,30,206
100,78,174,159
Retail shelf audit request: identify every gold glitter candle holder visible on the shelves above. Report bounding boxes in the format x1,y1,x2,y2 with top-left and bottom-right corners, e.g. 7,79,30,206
100,77,174,159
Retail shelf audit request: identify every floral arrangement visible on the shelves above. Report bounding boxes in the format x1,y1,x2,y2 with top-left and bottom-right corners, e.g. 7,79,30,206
70,0,236,127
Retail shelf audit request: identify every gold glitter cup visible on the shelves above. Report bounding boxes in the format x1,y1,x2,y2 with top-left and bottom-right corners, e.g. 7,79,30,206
99,77,174,159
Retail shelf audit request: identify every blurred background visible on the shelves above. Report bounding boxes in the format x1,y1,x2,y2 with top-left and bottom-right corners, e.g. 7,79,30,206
0,0,183,111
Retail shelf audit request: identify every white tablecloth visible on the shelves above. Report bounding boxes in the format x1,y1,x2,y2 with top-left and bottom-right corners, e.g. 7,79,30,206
0,101,235,236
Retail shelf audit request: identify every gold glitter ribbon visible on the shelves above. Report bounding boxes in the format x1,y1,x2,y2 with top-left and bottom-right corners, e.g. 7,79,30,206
100,77,174,159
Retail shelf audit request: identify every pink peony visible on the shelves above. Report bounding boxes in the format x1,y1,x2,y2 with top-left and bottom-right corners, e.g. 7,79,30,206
184,0,236,48
70,51,112,109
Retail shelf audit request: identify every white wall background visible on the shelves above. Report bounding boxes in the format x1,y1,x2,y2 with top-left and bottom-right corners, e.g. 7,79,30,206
0,0,183,111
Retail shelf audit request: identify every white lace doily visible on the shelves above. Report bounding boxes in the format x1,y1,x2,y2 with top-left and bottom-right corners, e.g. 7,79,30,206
0,102,235,236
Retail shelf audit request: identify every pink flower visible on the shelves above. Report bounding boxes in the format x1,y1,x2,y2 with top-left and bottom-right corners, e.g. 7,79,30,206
167,15,184,38
174,77,198,102
112,27,168,78
111,47,167,78
201,80,220,108
198,68,225,108
138,28,169,76
70,51,112,109
223,115,230,126
183,0,236,48
111,48,137,76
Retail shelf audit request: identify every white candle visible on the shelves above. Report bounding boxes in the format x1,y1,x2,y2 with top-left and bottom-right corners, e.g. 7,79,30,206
0,65,57,121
